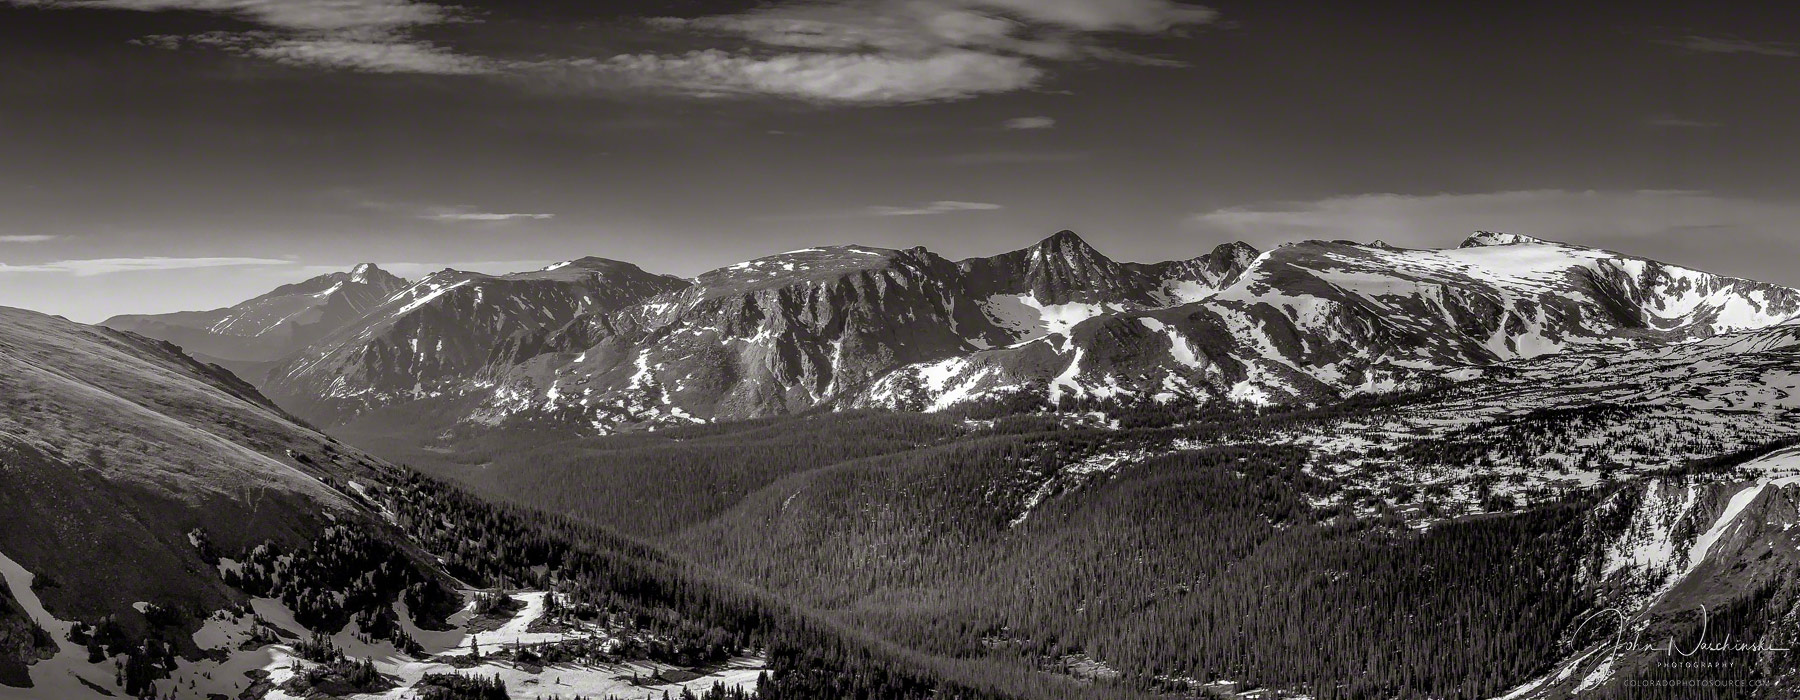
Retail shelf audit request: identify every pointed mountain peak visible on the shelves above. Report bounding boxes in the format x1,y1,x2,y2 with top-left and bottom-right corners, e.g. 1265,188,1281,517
1461,231,1550,248
346,262,403,286
1034,229,1099,254
1211,241,1260,262
264,263,403,299
1024,230,1117,271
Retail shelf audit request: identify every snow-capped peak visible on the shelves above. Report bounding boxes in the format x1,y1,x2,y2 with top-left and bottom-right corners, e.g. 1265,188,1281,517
1461,231,1550,248
346,263,401,286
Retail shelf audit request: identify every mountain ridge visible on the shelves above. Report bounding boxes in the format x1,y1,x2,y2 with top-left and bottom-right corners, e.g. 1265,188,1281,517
107,230,1800,442
101,263,410,370
260,258,692,426
864,232,1800,414
459,231,1263,435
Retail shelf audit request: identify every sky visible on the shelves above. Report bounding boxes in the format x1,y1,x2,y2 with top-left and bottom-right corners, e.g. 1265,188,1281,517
3,0,1800,322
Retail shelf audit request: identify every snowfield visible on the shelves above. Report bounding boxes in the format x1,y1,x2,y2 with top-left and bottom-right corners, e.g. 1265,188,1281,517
0,550,118,700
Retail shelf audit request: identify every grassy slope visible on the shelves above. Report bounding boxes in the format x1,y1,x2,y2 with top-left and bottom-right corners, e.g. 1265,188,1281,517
0,307,394,627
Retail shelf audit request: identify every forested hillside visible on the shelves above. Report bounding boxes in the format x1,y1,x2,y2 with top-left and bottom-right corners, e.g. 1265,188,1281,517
360,464,1155,700
379,403,1719,699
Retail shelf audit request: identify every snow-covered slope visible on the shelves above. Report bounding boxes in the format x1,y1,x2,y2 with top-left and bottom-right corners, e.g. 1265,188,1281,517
1219,321,1800,522
103,263,409,368
862,233,1800,414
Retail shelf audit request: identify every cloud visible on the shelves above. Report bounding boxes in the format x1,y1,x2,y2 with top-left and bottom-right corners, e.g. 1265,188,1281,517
30,0,1216,98
867,200,1003,216
970,0,1217,32
1192,190,1800,251
0,257,295,276
13,0,489,74
352,199,553,222
423,211,556,222
0,235,57,243
251,38,492,74
1665,35,1798,58
35,0,447,32
1003,116,1056,130
558,49,1042,104
618,0,1215,104
28,0,1213,96
1644,115,1720,129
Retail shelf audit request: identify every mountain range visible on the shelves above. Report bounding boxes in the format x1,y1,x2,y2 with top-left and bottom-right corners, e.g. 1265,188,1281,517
0,229,1793,698
103,230,1800,443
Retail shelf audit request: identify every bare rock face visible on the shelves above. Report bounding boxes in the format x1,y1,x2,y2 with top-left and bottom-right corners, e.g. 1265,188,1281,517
960,230,1257,307
960,229,1154,305
476,246,997,429
467,233,1260,433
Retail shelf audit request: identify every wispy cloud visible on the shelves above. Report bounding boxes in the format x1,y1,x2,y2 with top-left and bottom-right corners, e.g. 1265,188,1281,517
423,210,556,222
867,200,1003,216
14,0,489,74
0,257,295,276
251,38,491,74
0,235,57,243
351,198,554,222
1644,115,1720,129
590,0,1216,104
25,0,1217,101
43,0,448,32
1664,35,1798,58
550,49,1041,104
1003,116,1056,130
972,0,1217,31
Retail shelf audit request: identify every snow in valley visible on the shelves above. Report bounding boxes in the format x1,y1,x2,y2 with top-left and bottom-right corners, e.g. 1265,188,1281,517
0,553,763,700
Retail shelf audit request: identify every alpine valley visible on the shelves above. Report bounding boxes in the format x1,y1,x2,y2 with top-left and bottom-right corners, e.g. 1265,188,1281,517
4,230,1799,700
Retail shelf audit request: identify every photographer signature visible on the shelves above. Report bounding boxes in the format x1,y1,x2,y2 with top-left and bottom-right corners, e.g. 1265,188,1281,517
1571,605,1792,658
